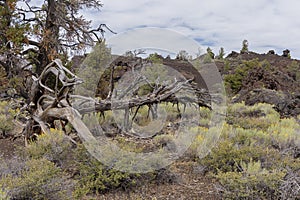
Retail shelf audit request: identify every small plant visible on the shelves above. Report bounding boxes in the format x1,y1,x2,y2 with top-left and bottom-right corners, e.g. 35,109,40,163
0,186,9,200
176,50,190,61
215,161,286,199
267,117,300,150
227,102,280,131
240,39,249,54
217,47,225,59
206,47,215,59
23,128,74,168
0,158,73,200
287,60,300,81
224,59,261,93
72,145,137,198
200,102,300,199
0,101,14,137
147,53,163,63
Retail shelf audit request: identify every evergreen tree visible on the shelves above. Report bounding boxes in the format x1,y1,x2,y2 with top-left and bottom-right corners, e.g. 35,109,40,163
241,39,249,54
0,0,110,75
218,47,225,59
206,47,215,59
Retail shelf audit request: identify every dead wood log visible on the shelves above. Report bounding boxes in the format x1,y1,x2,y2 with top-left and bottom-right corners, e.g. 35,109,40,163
24,59,211,141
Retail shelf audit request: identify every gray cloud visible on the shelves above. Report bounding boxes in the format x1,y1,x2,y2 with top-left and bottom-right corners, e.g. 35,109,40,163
85,0,300,58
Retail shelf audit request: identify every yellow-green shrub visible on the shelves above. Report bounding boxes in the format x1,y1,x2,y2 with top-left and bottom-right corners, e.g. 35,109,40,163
23,128,74,168
22,128,137,198
0,101,14,136
215,160,286,199
72,145,136,198
0,186,9,200
201,102,299,199
200,138,271,173
0,158,73,200
227,102,280,130
267,117,300,150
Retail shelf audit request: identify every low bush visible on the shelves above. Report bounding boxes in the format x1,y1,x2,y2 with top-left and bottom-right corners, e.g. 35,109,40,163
72,145,138,198
200,102,300,199
0,101,14,137
0,157,74,200
224,59,261,94
0,186,9,200
215,160,286,199
13,128,141,199
23,128,74,168
227,102,280,131
32,130,140,197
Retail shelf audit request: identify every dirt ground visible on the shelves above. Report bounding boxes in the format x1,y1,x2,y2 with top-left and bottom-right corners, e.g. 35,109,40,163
0,138,24,159
94,162,220,200
0,136,220,199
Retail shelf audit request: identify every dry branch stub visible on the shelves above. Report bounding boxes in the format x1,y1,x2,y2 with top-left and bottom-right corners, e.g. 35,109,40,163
73,28,227,173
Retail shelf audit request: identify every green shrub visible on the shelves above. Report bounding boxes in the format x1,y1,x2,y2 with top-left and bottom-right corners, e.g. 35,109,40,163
215,160,286,199
23,128,74,168
227,102,280,131
72,145,137,198
0,158,73,200
20,128,142,198
200,138,270,173
200,101,299,199
147,53,163,63
0,186,9,200
267,117,300,150
202,54,213,63
224,59,261,93
287,60,300,81
0,101,14,137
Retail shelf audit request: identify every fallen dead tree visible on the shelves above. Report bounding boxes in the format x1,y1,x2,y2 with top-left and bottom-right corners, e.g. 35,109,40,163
22,59,211,142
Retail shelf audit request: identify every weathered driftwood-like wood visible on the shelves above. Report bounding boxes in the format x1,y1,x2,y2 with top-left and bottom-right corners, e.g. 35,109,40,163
26,59,211,141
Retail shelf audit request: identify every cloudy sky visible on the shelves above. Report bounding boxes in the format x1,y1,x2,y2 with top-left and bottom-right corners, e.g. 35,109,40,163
84,0,300,58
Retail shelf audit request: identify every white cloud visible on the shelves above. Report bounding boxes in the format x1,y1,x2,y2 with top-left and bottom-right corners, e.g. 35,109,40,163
84,0,300,58
107,27,200,57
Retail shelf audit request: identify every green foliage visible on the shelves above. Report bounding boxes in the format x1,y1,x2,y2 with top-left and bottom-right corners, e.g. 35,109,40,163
200,102,300,199
267,117,300,150
224,60,231,72
224,59,261,93
74,41,112,97
176,50,191,61
202,54,212,64
215,161,286,199
114,136,144,153
161,103,181,121
147,53,163,63
241,39,249,53
143,63,169,82
15,128,139,198
0,101,14,137
201,138,270,173
217,47,225,59
227,102,280,131
72,145,136,198
0,186,9,200
206,47,215,59
0,0,29,54
0,158,73,200
287,60,300,81
23,128,74,167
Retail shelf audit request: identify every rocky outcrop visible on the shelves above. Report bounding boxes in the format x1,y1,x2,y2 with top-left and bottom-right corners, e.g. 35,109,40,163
233,89,300,117
220,51,300,117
